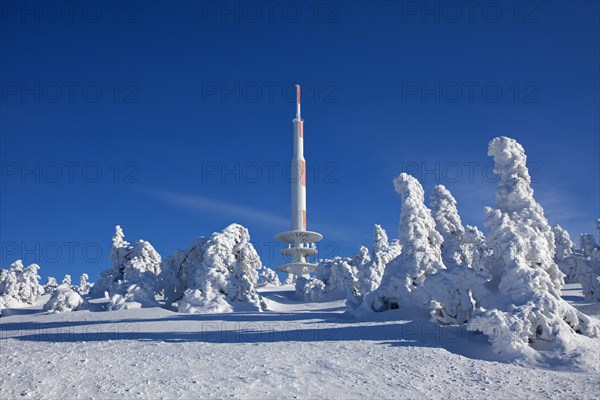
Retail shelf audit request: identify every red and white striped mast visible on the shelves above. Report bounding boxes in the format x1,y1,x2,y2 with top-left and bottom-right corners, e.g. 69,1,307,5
275,84,323,277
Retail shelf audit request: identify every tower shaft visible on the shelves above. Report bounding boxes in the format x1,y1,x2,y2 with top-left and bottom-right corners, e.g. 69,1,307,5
292,85,306,231
275,84,323,277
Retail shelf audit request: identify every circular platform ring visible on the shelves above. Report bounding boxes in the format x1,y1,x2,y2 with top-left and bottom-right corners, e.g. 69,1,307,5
276,262,317,275
275,230,323,244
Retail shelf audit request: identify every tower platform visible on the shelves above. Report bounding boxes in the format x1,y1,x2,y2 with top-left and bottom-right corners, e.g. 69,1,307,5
275,230,323,275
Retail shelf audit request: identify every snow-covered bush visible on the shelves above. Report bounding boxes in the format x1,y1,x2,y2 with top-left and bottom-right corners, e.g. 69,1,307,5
161,224,266,313
295,277,326,301
257,267,281,286
0,260,44,309
466,137,598,355
357,173,445,314
92,226,162,310
43,284,85,313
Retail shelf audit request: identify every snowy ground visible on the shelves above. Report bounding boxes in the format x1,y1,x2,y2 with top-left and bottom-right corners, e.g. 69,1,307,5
1,284,598,399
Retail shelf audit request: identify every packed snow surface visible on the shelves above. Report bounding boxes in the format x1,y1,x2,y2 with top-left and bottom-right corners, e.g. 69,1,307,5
1,284,598,399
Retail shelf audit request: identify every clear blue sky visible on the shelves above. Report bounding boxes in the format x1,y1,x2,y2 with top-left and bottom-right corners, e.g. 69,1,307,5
1,1,598,282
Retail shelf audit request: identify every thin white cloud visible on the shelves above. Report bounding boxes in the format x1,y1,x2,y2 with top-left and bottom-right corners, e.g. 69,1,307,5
532,184,598,236
139,187,365,245
141,187,289,228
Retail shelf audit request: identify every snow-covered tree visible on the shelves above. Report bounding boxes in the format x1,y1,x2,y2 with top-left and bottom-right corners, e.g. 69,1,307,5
568,225,600,302
549,223,599,302
580,233,598,259
257,267,281,286
574,257,600,302
358,173,445,314
355,226,402,297
552,225,577,282
296,241,392,303
463,225,487,273
484,138,564,289
0,261,44,310
163,224,266,313
92,226,162,310
20,263,44,303
382,192,486,324
314,257,357,297
430,185,468,267
429,184,489,275
62,275,72,286
554,225,575,260
413,186,494,324
466,137,597,355
0,266,18,297
77,273,92,295
350,245,371,271
284,273,297,285
353,245,374,295
43,283,85,313
44,276,58,294
159,236,208,305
